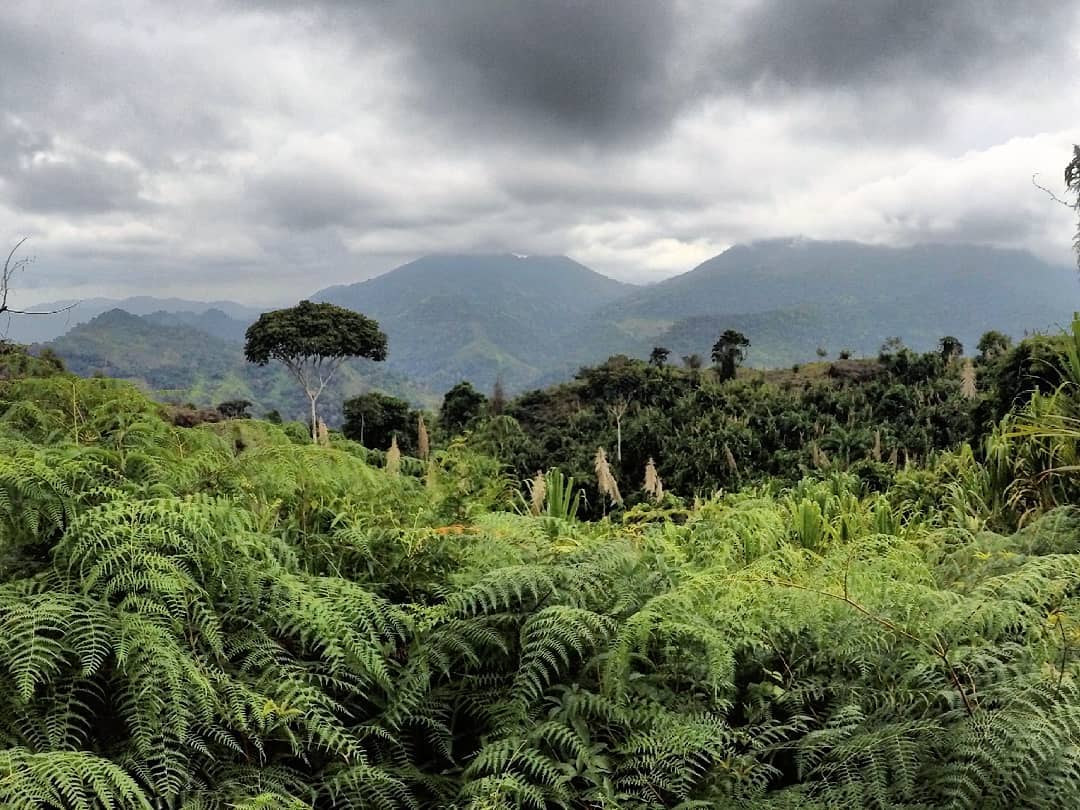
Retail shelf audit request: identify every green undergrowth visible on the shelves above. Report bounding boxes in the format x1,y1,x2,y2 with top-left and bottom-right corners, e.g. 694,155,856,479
1,374,1079,808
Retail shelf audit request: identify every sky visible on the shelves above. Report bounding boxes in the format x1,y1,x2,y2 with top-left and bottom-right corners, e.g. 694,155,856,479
2,0,1079,305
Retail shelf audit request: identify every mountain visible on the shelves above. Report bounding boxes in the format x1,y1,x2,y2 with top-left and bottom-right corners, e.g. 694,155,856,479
20,241,1078,398
4,296,265,344
142,308,251,343
42,309,434,422
606,239,1076,321
581,240,1079,367
313,253,635,393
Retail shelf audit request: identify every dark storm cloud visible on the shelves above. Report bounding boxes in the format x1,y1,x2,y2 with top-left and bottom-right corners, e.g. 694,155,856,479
716,0,1077,91
369,1,680,142
286,0,1080,147
252,0,684,144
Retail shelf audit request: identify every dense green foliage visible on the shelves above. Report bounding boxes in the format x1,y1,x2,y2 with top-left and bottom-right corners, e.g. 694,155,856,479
441,382,489,437
342,391,417,451
2,313,1080,807
476,345,998,517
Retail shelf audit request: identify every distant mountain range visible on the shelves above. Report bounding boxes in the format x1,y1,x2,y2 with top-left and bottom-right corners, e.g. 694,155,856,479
4,296,264,344
20,240,1080,419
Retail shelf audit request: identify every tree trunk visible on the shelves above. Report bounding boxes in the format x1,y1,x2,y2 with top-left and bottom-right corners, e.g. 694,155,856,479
616,417,622,463
309,393,318,443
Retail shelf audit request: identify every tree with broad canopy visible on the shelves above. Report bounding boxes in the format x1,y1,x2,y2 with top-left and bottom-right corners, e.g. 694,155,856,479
244,300,387,442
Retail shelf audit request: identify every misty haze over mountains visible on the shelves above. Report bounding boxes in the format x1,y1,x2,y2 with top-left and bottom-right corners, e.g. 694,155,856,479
14,238,1077,421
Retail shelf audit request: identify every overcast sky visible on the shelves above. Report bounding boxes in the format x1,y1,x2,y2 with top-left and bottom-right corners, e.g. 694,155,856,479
2,0,1079,305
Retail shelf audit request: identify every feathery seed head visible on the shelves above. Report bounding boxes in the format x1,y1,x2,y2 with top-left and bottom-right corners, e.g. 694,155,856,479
594,447,622,506
386,435,402,476
530,470,547,515
643,458,663,502
960,359,978,399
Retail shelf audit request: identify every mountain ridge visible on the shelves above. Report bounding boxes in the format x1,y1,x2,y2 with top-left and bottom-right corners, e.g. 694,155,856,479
6,296,266,344
603,238,1077,321
578,239,1078,368
313,253,636,392
21,240,1080,407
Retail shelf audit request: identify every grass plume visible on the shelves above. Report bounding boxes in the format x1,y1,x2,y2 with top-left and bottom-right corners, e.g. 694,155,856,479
643,457,663,502
594,446,622,507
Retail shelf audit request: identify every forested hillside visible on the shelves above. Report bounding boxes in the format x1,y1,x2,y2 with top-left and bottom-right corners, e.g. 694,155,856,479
314,254,634,392
2,312,1080,807
575,240,1079,369
316,242,1078,388
43,309,435,421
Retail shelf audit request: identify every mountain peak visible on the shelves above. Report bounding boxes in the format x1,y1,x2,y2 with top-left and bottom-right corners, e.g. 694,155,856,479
89,308,147,328
312,253,635,392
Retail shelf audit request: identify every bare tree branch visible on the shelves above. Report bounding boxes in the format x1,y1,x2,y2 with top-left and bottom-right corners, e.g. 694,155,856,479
1032,173,1074,209
2,303,80,316
0,237,80,317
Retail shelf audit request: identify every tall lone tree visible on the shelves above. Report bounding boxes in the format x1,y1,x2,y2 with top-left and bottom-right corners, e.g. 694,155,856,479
711,329,750,382
244,300,387,442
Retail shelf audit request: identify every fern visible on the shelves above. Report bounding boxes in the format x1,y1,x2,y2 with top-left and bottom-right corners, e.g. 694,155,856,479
0,748,151,810
2,371,1080,807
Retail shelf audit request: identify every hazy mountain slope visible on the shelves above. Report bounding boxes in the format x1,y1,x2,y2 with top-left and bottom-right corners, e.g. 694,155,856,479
314,253,635,392
143,308,251,343
5,296,264,344
605,239,1077,323
43,310,238,386
43,310,434,422
579,239,1078,368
